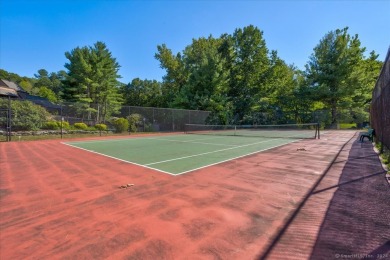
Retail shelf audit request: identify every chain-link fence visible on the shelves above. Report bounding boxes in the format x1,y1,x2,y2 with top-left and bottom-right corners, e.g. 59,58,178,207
236,109,368,129
0,108,10,141
371,47,390,153
1,94,372,142
56,104,211,132
116,106,211,132
0,99,212,140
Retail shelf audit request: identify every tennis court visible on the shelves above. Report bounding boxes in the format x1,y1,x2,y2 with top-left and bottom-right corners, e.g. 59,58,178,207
64,123,319,175
2,130,372,259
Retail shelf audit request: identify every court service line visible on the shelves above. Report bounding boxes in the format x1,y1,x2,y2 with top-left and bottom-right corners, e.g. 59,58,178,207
144,137,239,147
61,142,178,176
145,138,281,166
176,138,301,175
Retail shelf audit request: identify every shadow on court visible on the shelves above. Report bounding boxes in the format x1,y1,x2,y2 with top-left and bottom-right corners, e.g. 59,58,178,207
1,131,388,259
260,133,390,259
309,139,390,259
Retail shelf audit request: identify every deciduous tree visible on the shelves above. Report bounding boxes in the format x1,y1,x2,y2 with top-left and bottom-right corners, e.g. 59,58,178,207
120,78,163,107
220,25,270,123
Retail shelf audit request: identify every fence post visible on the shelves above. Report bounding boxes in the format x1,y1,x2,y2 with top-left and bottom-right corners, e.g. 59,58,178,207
60,105,63,139
8,96,11,142
172,109,174,131
128,106,131,135
380,97,384,154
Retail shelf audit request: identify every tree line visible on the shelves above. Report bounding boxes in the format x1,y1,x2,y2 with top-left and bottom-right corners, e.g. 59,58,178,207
0,25,383,127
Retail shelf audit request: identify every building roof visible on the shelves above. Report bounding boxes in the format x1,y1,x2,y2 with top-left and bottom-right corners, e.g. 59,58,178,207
0,79,61,109
0,86,19,97
0,79,27,92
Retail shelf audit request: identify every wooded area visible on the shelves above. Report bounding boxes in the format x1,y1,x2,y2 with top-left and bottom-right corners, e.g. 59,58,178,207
0,25,383,127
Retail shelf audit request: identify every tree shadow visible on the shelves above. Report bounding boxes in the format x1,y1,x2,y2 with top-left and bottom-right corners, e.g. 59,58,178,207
333,154,379,164
257,136,389,260
309,138,390,259
312,170,387,195
369,240,390,256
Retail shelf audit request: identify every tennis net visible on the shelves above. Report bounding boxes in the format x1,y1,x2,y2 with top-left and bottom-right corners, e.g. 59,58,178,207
184,123,320,139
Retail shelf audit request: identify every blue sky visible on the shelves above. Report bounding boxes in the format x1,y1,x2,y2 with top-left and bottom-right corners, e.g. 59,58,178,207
1,0,389,84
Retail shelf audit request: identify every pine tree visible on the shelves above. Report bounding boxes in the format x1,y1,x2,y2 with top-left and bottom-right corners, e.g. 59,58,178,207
63,41,122,123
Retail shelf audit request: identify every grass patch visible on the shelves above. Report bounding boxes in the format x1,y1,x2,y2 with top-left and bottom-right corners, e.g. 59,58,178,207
375,142,390,172
339,123,357,129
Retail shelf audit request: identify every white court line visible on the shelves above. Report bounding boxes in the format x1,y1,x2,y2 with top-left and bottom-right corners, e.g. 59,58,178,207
176,138,301,175
63,134,197,144
61,142,177,176
145,138,281,166
62,132,313,175
63,135,181,144
145,137,238,147
65,134,225,145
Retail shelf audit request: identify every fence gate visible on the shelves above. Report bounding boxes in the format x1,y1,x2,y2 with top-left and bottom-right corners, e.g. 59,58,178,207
0,108,11,142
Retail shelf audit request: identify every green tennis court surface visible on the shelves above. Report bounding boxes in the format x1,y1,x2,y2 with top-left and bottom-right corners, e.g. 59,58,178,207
63,130,316,175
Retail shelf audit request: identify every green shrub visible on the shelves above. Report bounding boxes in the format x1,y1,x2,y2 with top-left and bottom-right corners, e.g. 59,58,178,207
113,118,129,133
95,123,107,131
73,122,88,130
127,113,143,133
42,120,70,130
375,142,390,170
382,151,389,165
144,123,153,132
43,121,60,130
61,121,70,129
0,99,51,131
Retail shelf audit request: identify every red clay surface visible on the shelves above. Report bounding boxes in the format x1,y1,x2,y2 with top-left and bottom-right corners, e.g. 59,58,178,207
0,131,388,259
265,132,390,259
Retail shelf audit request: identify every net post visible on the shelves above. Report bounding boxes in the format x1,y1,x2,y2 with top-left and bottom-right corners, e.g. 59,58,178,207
317,123,320,139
